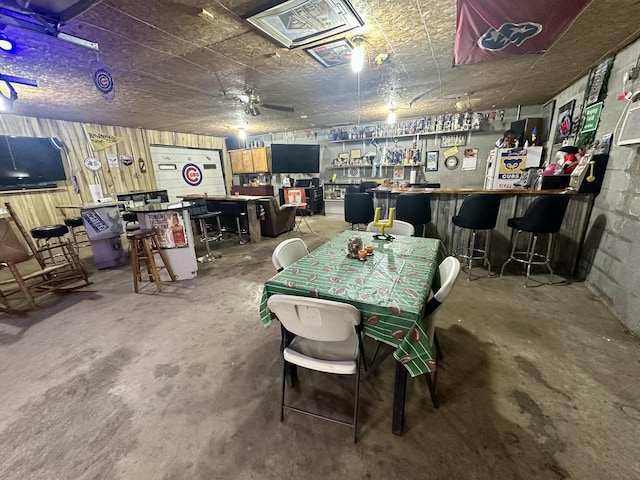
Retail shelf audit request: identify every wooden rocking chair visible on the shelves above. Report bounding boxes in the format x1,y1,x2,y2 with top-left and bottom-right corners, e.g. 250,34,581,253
0,202,91,313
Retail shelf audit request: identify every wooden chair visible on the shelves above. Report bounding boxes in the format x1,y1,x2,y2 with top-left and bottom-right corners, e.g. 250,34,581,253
0,203,90,313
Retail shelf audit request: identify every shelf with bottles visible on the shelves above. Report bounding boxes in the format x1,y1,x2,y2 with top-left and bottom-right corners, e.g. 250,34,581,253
327,113,484,143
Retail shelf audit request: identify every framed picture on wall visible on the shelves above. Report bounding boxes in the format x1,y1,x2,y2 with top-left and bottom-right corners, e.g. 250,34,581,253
555,99,575,144
440,134,467,148
425,151,438,171
541,99,556,143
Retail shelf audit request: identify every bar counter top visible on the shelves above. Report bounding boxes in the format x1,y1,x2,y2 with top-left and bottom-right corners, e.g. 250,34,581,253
370,187,573,195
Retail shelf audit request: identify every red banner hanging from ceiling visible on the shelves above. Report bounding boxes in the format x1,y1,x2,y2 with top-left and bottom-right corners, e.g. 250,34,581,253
454,0,589,65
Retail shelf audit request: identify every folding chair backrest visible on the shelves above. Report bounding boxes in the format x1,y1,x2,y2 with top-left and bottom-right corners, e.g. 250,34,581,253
272,238,309,271
424,256,461,316
267,295,361,342
434,256,461,304
366,220,415,236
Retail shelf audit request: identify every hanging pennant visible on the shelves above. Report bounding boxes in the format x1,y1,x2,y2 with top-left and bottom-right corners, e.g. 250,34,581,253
84,125,127,151
90,60,115,101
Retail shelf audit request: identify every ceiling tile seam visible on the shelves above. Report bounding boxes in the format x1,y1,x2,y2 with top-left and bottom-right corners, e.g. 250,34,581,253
358,0,408,76
415,0,443,100
96,3,267,74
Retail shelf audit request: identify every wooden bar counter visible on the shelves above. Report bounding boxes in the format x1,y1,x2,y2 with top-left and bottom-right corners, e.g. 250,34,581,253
371,187,592,276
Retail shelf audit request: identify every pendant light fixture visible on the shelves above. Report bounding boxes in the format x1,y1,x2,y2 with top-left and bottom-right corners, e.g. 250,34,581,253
351,35,365,73
386,101,398,124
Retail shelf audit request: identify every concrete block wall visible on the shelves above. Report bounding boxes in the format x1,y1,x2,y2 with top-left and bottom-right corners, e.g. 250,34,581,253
568,39,640,333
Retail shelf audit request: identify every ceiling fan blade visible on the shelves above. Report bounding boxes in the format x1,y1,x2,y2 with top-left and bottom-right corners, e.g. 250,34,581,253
261,103,295,112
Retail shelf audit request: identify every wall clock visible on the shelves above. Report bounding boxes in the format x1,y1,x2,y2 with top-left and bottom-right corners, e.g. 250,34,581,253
445,155,459,170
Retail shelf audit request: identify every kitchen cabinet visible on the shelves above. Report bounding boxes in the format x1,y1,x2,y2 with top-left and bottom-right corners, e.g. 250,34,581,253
229,147,271,174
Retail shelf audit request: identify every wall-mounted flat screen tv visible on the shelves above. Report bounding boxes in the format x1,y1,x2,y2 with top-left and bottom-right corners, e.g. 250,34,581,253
0,136,66,188
271,144,320,174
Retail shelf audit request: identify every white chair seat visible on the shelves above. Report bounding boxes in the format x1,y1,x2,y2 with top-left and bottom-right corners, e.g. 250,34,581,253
284,336,358,374
366,219,415,236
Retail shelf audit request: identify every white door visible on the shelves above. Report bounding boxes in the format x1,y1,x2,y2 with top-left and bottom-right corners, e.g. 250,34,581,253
150,145,226,200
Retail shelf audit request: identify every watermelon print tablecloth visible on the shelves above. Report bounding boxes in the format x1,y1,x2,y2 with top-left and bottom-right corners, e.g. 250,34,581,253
260,230,447,377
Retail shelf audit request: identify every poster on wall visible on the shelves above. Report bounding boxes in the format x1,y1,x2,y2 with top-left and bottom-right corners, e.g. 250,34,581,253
462,148,478,170
393,166,404,180
106,153,118,168
425,151,439,171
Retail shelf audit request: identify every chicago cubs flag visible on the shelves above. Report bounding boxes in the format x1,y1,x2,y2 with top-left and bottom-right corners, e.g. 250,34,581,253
454,0,589,65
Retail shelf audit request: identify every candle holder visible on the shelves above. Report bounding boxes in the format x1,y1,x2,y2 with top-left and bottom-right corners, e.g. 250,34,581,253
372,207,396,241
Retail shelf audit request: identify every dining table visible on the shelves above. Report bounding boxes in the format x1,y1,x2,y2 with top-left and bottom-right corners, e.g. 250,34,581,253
260,229,448,435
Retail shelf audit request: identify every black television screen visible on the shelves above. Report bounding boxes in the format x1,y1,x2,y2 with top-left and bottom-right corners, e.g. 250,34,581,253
271,144,320,173
0,136,66,188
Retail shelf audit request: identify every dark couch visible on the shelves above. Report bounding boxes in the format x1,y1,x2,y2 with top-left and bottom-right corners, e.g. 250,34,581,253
258,197,296,237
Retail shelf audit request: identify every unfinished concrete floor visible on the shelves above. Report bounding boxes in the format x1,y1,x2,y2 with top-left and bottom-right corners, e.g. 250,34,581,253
0,214,638,480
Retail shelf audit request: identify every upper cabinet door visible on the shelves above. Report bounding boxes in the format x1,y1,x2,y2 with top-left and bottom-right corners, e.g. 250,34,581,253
252,147,268,172
230,150,245,173
242,149,253,172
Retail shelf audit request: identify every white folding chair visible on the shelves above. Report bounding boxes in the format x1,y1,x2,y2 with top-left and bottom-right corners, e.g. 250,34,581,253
422,256,461,408
271,238,309,272
366,220,415,236
267,294,364,442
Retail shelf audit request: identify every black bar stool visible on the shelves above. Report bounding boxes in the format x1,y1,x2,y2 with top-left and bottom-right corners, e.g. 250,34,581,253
187,198,223,261
500,195,570,286
63,216,89,253
452,194,502,280
395,193,431,237
122,211,139,231
127,228,176,293
344,193,374,230
219,202,247,244
30,224,70,264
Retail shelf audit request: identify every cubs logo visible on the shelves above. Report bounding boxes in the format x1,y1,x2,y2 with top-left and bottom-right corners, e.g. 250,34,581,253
182,163,202,186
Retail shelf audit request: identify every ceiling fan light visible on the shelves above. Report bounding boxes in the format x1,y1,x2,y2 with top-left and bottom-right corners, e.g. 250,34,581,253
387,110,396,124
455,97,481,111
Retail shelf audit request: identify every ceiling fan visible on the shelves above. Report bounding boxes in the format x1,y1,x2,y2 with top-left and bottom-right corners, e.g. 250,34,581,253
236,89,294,116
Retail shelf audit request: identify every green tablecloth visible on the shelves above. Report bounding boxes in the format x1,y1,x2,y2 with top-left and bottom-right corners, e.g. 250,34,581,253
260,230,447,377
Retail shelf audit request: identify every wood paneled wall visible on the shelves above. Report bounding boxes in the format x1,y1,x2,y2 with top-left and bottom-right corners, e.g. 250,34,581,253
0,114,229,233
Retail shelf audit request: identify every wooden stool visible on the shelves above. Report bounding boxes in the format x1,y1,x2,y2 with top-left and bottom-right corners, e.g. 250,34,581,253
127,228,176,293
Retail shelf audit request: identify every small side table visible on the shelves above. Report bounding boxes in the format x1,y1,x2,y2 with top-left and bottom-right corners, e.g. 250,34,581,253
282,203,311,233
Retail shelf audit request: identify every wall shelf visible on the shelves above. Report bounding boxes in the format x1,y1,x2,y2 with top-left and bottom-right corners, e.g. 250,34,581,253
327,163,424,169
328,129,481,144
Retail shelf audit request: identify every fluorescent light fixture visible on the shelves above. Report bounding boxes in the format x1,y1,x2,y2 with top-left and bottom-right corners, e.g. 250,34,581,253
57,32,99,51
158,164,177,170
